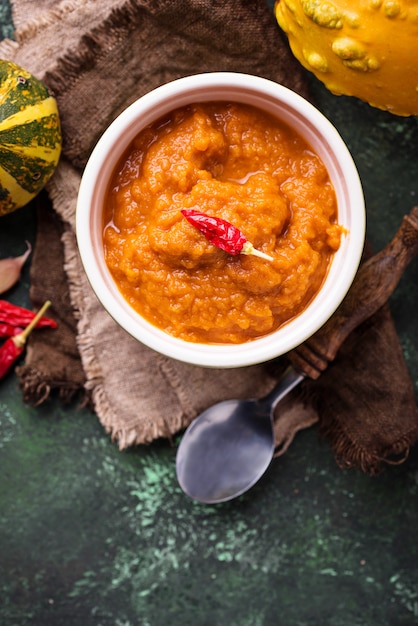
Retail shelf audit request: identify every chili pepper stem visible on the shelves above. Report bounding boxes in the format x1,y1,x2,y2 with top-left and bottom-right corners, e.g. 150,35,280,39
12,300,52,349
241,241,274,261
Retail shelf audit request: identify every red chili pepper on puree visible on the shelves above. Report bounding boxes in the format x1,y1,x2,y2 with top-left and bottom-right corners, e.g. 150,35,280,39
181,209,273,261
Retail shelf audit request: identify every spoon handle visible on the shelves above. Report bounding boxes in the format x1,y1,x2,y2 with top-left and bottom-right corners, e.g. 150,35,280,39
289,205,418,379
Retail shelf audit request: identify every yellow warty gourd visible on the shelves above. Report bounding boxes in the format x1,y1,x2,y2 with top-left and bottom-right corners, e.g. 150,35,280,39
274,0,418,116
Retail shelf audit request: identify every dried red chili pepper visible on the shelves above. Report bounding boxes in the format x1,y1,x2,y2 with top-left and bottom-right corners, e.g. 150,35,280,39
0,337,24,379
0,299,57,329
0,301,53,380
181,209,273,261
0,322,23,337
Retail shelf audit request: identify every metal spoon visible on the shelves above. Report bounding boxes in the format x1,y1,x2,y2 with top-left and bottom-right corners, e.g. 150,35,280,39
176,207,418,503
176,366,303,503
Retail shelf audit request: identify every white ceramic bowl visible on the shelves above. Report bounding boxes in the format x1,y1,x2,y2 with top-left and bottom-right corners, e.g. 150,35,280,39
76,72,365,368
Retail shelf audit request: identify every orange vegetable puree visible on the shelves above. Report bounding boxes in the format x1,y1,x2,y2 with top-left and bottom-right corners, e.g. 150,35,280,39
103,102,342,344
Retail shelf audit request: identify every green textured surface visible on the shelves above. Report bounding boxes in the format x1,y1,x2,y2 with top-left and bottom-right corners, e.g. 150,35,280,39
1,2,418,625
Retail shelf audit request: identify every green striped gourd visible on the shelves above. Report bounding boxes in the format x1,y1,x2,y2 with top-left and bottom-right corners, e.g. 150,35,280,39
0,60,61,216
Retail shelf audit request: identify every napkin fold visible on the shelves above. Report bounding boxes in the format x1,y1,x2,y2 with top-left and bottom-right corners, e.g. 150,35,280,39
3,0,418,473
303,301,418,473
18,195,87,406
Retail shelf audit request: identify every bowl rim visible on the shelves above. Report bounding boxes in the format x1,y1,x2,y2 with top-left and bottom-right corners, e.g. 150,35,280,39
76,71,365,368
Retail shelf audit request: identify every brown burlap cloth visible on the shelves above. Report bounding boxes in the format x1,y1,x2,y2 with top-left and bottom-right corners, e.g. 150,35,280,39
2,0,418,473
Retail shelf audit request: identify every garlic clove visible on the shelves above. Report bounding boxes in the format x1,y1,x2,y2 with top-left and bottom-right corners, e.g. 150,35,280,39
0,241,32,294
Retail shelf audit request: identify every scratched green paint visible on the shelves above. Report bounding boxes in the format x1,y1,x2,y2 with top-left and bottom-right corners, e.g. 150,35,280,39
1,371,417,625
0,0,12,39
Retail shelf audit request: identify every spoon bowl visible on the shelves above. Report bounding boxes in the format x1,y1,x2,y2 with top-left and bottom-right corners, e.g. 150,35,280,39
176,367,303,503
176,398,274,503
